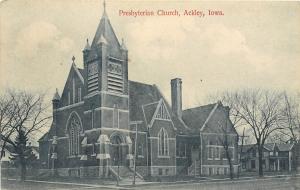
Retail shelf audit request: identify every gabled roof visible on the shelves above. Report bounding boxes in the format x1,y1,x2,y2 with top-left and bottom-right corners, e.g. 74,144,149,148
128,81,187,132
143,102,159,125
78,68,84,78
129,81,161,123
277,143,294,151
182,103,217,132
264,143,276,151
241,143,294,153
147,99,176,130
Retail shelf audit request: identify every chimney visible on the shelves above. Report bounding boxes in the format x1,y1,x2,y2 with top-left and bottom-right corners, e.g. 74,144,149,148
171,78,182,118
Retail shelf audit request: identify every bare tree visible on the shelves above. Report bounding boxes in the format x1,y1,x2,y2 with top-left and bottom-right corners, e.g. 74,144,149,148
266,93,300,144
0,91,19,159
0,89,51,181
207,93,246,178
217,120,235,179
215,89,284,177
279,93,299,143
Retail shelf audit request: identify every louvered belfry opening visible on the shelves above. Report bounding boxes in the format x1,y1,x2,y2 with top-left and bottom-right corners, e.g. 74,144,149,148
107,59,124,94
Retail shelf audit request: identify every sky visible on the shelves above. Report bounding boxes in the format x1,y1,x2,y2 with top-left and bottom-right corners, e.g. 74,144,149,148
1,0,300,134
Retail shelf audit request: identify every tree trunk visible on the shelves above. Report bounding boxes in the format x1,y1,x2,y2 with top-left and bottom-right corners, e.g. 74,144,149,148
258,145,263,177
20,158,26,181
225,147,234,179
228,157,234,179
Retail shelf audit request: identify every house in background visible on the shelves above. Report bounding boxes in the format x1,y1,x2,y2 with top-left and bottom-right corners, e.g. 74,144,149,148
38,3,238,179
0,142,39,168
28,143,39,160
240,143,296,172
0,144,14,168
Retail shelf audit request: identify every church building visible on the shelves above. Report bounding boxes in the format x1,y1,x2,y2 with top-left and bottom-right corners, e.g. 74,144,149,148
39,3,239,179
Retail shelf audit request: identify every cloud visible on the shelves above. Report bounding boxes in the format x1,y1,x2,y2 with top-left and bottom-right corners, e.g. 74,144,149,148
15,21,74,59
124,16,298,108
1,21,76,96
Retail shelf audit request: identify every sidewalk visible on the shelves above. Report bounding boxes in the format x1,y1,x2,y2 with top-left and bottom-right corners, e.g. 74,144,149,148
3,173,300,189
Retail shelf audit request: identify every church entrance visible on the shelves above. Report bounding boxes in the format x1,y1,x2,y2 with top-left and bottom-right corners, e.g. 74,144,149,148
110,135,123,166
191,145,199,162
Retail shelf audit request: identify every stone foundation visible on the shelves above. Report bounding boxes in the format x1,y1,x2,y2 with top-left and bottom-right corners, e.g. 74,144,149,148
151,166,176,176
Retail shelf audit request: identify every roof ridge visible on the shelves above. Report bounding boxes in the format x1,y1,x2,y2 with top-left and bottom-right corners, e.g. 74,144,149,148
129,80,154,87
143,101,160,107
200,102,220,131
72,63,84,84
183,103,218,112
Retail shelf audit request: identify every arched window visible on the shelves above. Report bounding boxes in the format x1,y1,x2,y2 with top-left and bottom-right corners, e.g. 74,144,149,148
158,128,169,156
69,115,80,155
138,144,143,156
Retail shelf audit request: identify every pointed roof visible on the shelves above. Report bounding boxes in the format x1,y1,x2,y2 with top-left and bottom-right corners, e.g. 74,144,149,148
98,34,108,45
52,88,61,101
83,39,91,51
90,2,121,55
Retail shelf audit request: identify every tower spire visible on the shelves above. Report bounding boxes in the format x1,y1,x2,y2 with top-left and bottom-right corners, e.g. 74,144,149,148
103,0,107,16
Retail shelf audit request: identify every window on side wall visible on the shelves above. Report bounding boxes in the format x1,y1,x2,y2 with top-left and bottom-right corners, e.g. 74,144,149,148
262,160,266,169
251,160,256,169
208,147,213,160
158,128,169,156
215,147,220,160
165,169,169,175
138,144,144,157
158,168,163,175
242,162,246,169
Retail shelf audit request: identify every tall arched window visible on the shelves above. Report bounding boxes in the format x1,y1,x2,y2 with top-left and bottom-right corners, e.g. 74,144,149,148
68,115,81,155
158,128,169,156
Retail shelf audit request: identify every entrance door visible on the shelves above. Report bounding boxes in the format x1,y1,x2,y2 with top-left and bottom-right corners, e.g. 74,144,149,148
191,146,199,161
110,135,123,166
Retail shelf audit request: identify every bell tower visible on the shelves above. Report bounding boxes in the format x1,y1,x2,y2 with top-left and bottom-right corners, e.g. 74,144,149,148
82,1,129,130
